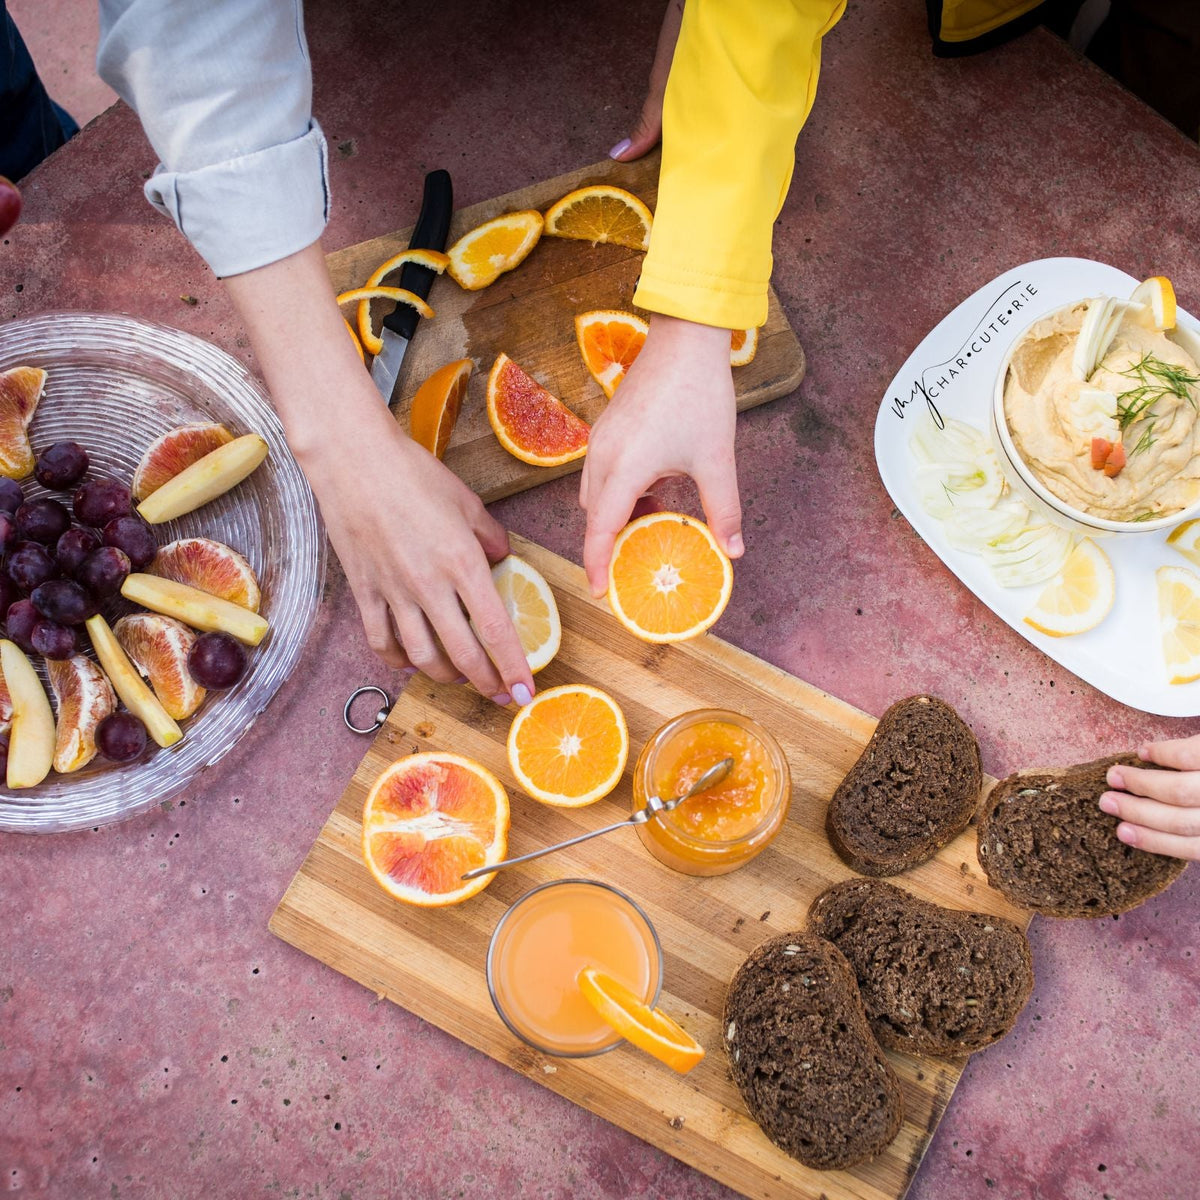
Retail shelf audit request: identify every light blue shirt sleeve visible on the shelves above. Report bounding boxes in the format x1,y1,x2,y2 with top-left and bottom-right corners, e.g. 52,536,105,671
97,0,330,278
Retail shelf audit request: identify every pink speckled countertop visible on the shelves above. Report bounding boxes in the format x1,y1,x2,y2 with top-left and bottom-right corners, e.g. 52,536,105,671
1,1,1197,1198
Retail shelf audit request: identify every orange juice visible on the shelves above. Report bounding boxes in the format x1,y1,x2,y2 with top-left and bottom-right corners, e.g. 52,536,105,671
487,880,661,1056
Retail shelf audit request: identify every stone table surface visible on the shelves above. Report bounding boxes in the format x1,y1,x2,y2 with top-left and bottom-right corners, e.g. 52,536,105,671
2,1,1198,1198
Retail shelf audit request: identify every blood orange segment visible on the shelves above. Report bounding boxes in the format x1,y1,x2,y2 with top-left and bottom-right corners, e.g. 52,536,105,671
46,655,117,774
362,752,509,906
575,310,648,399
148,537,262,612
0,365,46,479
607,511,733,643
446,211,543,291
115,613,206,720
730,327,758,367
132,423,235,501
409,358,472,459
544,186,653,251
486,353,589,467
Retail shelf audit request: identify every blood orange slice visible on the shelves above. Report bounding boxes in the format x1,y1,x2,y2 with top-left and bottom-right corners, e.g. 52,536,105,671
115,613,205,720
575,310,648,399
46,655,117,773
0,366,46,479
132,423,234,501
149,537,261,612
487,353,588,467
362,752,509,906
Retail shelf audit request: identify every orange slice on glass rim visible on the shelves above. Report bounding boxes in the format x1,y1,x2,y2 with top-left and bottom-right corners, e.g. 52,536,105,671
487,353,588,466
544,185,652,251
409,358,472,459
607,511,733,643
446,210,543,291
575,310,648,399
336,286,436,357
362,752,509,906
506,684,628,807
578,967,705,1073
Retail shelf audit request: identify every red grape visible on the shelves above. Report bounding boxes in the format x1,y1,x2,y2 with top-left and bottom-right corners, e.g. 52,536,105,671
31,579,95,625
0,737,8,780
31,618,77,659
0,478,22,514
187,632,247,689
15,498,71,544
0,575,17,616
74,479,131,527
96,712,147,762
5,599,38,652
102,516,157,570
8,543,57,592
35,442,90,490
0,176,20,237
0,512,16,554
77,547,131,598
55,527,102,576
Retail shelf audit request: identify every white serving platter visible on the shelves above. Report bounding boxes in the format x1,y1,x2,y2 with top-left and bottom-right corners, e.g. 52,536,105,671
874,256,1200,718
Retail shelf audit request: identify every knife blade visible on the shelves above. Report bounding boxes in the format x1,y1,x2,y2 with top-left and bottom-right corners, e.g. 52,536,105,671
370,168,454,404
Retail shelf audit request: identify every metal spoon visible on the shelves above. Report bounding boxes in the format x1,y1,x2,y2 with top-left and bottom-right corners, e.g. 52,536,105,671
461,757,735,881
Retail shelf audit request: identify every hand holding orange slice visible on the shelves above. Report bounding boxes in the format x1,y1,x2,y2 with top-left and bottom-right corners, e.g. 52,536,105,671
409,358,472,458
446,210,543,290
544,186,653,251
578,967,705,1073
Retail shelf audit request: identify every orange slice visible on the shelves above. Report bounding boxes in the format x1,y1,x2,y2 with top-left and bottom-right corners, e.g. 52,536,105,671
446,210,543,291
730,327,758,367
506,683,628,807
336,286,436,357
486,353,588,466
544,186,652,251
355,248,450,358
409,358,472,458
607,511,733,643
0,365,45,479
575,310,648,399
577,967,705,1073
362,752,509,906
46,656,117,774
344,318,365,362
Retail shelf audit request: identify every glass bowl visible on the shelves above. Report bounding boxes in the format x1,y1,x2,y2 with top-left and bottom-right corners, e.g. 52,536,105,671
0,312,325,833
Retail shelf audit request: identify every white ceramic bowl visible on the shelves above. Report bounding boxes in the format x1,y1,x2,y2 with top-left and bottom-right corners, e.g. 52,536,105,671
990,303,1200,536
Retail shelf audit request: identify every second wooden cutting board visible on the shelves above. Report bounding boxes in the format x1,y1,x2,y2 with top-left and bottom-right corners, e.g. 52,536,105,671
326,151,805,503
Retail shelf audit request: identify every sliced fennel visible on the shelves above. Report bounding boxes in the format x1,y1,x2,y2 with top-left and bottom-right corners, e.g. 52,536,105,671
914,450,1005,519
941,499,1031,554
908,412,990,465
981,523,1075,589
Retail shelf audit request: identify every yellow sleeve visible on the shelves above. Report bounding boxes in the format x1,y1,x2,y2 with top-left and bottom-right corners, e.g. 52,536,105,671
633,0,846,330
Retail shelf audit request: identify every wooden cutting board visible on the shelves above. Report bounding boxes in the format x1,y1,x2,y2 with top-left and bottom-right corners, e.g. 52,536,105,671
270,535,1030,1200
325,151,805,503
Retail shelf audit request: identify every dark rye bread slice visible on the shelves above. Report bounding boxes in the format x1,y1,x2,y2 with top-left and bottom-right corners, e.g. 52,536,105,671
807,879,1034,1055
723,933,903,1171
827,695,982,876
977,753,1187,917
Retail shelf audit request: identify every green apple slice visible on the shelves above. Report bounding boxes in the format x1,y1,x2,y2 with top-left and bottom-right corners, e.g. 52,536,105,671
85,615,183,748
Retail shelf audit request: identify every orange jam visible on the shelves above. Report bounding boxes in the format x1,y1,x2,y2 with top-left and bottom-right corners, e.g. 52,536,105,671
632,710,790,876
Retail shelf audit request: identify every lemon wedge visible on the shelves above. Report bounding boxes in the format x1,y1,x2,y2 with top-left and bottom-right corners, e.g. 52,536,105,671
487,554,561,673
1131,276,1177,332
1157,565,1200,684
1023,539,1114,637
1167,518,1200,568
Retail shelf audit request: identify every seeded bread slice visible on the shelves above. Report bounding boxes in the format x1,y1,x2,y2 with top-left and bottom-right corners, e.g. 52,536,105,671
807,879,1033,1055
976,753,1187,917
723,933,903,1171
826,695,983,876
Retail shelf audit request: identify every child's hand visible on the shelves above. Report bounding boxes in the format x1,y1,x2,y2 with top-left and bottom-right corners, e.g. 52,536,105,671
1100,735,1200,860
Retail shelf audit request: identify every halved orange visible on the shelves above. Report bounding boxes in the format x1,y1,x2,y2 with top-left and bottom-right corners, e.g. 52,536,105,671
409,358,471,458
578,968,705,1073
730,327,758,367
446,210,543,291
46,656,117,774
607,512,733,643
544,186,652,251
336,286,436,357
575,310,648,399
487,353,589,466
362,752,509,906
506,684,628,807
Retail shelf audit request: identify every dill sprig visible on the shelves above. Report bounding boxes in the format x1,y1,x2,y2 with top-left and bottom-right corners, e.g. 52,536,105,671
1113,352,1200,453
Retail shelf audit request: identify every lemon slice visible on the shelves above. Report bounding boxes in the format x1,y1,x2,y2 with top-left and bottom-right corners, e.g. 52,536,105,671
1157,565,1200,684
488,554,561,673
1167,518,1200,568
1023,539,1114,637
1131,276,1177,331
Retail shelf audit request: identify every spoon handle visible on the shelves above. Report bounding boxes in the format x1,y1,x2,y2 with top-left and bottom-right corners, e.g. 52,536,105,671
460,815,640,880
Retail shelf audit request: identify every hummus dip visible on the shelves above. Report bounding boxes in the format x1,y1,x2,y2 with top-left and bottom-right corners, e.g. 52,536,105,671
1003,302,1200,522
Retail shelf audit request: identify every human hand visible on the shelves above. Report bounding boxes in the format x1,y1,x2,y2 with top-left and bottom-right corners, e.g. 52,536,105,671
1100,737,1200,861
0,177,22,237
608,0,683,162
579,314,743,596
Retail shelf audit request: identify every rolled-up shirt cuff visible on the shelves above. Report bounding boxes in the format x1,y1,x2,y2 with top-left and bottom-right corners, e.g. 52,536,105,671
144,120,330,278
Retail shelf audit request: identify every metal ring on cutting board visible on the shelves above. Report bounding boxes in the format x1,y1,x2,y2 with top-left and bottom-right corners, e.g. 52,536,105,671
344,685,393,734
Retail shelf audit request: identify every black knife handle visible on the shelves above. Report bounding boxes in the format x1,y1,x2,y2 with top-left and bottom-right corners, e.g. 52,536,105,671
382,169,454,340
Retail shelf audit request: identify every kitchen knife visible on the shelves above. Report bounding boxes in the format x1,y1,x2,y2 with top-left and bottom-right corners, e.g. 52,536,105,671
369,168,454,404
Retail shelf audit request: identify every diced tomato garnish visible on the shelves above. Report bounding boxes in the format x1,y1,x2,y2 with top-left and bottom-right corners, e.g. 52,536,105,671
1103,441,1127,478
1091,437,1113,470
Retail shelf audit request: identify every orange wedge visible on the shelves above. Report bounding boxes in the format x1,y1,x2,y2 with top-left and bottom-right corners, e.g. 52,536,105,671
409,358,471,458
607,511,733,643
575,310,648,399
446,210,543,291
578,968,705,1073
506,684,628,807
0,365,45,479
336,286,436,357
362,752,509,906
487,353,589,466
47,656,117,774
544,185,652,251
730,327,758,367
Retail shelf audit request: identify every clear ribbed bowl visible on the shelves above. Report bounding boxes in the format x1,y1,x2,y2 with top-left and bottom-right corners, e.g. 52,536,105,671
0,313,325,833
